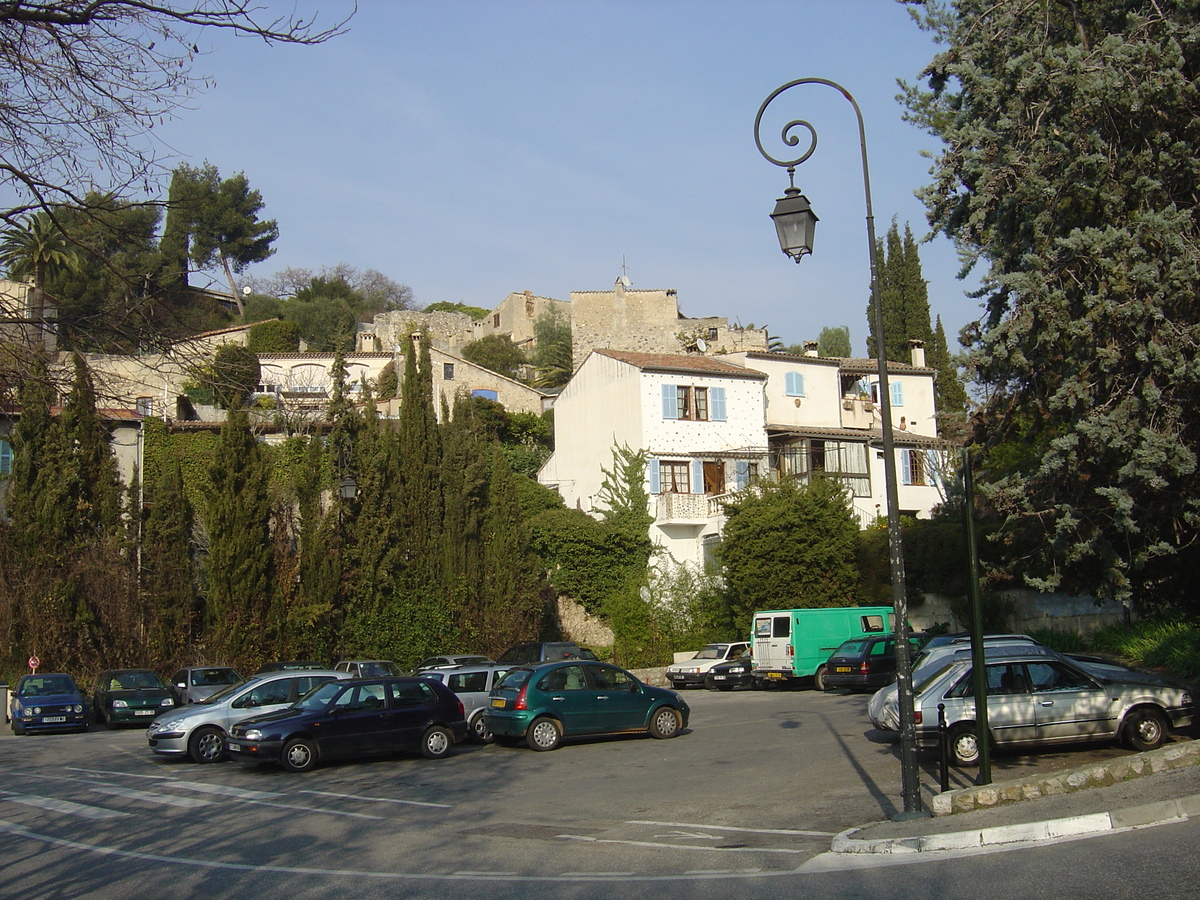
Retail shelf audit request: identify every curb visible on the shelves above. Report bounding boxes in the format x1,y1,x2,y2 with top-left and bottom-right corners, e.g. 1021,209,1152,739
832,791,1200,855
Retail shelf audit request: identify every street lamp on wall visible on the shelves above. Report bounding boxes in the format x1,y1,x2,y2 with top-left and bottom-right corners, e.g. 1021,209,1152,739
754,77,924,818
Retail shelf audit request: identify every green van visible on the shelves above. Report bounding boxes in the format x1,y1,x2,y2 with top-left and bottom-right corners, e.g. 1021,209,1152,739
752,607,894,691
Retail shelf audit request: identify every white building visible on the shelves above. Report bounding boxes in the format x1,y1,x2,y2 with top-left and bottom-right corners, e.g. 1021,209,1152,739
539,344,943,569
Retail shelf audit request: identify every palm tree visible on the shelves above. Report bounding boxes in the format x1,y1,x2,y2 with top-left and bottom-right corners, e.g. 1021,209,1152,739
0,211,80,288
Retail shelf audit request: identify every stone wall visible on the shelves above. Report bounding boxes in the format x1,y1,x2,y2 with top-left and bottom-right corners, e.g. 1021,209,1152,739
910,590,1126,636
554,595,615,648
359,310,477,353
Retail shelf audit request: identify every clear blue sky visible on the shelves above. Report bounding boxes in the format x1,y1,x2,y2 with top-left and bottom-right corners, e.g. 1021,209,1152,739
154,0,978,355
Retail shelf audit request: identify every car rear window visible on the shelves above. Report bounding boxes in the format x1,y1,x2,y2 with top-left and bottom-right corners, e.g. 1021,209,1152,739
496,669,531,690
835,640,869,656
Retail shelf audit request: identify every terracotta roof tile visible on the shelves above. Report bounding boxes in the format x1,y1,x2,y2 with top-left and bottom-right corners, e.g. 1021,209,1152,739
594,349,766,378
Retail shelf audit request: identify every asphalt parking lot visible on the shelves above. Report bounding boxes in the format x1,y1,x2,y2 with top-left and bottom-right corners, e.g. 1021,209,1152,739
0,686,1167,898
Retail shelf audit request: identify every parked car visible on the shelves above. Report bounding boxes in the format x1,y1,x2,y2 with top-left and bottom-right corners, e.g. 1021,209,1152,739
907,651,1193,765
226,677,468,772
256,661,326,673
822,634,929,692
147,670,349,763
9,673,88,735
411,655,494,674
704,653,756,691
93,669,176,727
494,642,596,666
666,642,751,689
484,660,689,751
418,664,510,742
334,660,406,678
169,666,243,705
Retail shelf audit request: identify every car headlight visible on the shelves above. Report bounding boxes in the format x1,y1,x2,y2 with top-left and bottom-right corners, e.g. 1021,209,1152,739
728,667,746,674
160,698,175,707
73,704,84,714
242,729,264,741
153,718,185,733
112,699,128,708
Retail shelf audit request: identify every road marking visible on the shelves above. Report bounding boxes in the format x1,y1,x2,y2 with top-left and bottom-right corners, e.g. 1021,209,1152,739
656,831,720,840
165,782,283,800
300,789,451,809
67,767,173,781
453,871,516,876
0,792,128,820
558,834,807,854
628,819,835,837
90,786,214,808
560,871,635,876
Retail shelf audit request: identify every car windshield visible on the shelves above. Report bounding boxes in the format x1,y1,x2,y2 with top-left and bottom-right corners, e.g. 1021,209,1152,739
112,671,164,690
203,676,264,704
693,645,727,660
18,676,76,696
192,668,240,687
295,680,343,711
358,662,403,676
914,661,959,696
834,640,869,656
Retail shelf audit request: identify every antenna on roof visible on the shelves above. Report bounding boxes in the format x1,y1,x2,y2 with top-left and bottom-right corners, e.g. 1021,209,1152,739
619,255,632,288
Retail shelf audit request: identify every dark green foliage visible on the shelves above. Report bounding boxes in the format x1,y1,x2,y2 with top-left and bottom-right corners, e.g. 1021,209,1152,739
461,334,528,380
867,221,932,363
247,319,301,353
480,446,543,653
204,406,273,665
531,306,573,388
57,354,122,543
718,477,861,618
904,0,1200,609
286,276,362,352
528,508,649,614
817,325,852,358
424,300,490,319
375,360,398,399
596,444,653,537
141,454,197,660
395,335,443,586
929,315,968,428
514,472,566,518
203,344,261,409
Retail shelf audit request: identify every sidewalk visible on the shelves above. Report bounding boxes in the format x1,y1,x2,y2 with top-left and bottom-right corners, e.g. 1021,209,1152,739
834,739,1200,854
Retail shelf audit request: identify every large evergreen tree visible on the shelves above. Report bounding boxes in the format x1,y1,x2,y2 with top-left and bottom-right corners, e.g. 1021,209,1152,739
141,454,197,663
866,221,933,363
395,336,443,587
904,0,1200,607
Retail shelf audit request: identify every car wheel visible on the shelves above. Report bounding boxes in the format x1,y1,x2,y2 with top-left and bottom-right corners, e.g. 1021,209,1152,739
468,712,493,744
526,716,561,751
948,723,983,766
421,725,454,759
280,737,319,773
648,706,682,739
1123,707,1169,752
11,719,24,735
188,725,227,764
813,665,829,692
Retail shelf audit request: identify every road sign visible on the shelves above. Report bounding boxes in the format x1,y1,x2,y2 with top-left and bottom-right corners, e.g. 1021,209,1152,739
28,656,39,671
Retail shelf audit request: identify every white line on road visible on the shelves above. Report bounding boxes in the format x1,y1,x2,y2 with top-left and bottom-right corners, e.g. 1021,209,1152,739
0,792,128,820
90,786,214,808
300,789,452,809
627,819,835,837
165,782,283,800
558,834,808,854
67,767,174,781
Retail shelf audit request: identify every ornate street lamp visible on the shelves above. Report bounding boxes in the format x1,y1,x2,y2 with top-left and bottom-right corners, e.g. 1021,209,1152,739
755,77,924,818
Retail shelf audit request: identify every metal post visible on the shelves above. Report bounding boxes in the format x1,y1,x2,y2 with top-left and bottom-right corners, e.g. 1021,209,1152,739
755,78,924,817
962,448,992,784
938,702,950,793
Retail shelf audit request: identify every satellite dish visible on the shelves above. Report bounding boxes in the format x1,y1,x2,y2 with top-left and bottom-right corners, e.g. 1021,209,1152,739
619,275,631,288
696,338,708,353
242,285,251,296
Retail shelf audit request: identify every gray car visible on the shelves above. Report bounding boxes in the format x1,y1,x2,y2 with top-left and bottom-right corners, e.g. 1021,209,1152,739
906,651,1193,766
147,669,350,763
169,666,243,705
418,664,510,743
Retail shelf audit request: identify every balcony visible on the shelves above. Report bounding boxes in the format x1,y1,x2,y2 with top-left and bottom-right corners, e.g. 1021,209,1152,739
840,395,876,430
655,492,714,524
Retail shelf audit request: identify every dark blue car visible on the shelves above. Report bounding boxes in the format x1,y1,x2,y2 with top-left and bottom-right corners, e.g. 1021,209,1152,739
227,677,468,772
10,673,88,734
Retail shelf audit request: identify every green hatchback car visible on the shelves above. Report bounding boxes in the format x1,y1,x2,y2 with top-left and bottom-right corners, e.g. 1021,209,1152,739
484,660,689,751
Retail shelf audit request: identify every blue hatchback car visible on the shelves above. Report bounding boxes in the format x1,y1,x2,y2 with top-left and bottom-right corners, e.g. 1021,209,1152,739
9,673,89,734
485,660,690,751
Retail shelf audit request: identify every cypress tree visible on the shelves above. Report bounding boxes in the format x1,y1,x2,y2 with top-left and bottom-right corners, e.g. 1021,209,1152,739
480,445,541,653
204,404,273,664
142,454,197,664
867,221,933,363
440,392,489,640
395,335,442,586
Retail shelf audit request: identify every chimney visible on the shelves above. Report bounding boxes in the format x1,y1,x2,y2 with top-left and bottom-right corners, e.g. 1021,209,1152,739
909,339,926,368
803,341,819,358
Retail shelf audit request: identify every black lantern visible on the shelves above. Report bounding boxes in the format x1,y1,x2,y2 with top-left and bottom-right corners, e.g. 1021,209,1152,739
770,186,818,262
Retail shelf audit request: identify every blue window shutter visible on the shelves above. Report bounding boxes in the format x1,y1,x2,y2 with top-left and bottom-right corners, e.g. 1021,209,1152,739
891,381,904,406
661,384,678,419
900,449,912,485
691,460,704,493
785,371,804,396
0,439,10,476
735,460,749,490
711,386,726,421
649,458,660,494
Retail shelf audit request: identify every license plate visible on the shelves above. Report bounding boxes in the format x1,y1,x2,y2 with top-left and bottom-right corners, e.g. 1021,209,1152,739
228,742,241,752
491,698,506,708
134,709,156,716
767,672,783,680
713,675,727,680
44,716,66,723
836,667,852,673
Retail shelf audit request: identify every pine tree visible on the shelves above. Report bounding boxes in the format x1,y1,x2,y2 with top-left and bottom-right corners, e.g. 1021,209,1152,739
929,315,968,430
204,404,273,664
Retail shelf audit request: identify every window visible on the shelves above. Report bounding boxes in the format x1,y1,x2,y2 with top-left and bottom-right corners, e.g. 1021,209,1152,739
591,665,634,691
662,384,721,421
472,389,499,401
677,386,693,420
448,671,488,693
693,387,709,421
785,371,805,397
701,533,721,574
660,460,690,493
541,665,587,691
860,615,886,633
493,313,500,327
891,381,904,406
707,327,718,341
135,397,153,416
901,449,926,486
444,363,455,380
0,438,10,476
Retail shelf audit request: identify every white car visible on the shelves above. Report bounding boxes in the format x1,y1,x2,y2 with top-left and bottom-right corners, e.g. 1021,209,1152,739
666,642,751,689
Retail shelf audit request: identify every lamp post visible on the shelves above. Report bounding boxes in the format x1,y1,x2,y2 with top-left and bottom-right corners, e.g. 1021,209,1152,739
754,77,924,818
